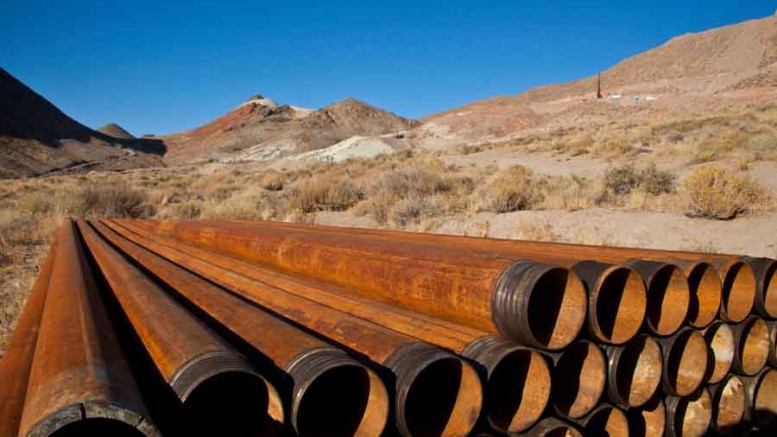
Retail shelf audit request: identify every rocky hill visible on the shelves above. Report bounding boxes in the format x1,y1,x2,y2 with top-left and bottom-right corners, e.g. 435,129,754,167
161,96,418,163
0,68,165,178
97,123,136,140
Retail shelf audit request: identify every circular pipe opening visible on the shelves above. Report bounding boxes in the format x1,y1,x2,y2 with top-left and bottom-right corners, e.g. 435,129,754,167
712,376,746,435
487,348,551,432
703,322,735,384
50,419,148,437
664,329,708,397
295,365,387,437
685,262,722,328
612,335,662,408
183,371,285,437
672,389,712,437
645,265,689,336
722,262,756,323
591,267,646,344
753,369,777,430
404,357,482,437
582,405,629,437
552,342,606,419
737,317,770,376
768,322,777,367
525,418,583,437
765,264,777,317
526,267,587,350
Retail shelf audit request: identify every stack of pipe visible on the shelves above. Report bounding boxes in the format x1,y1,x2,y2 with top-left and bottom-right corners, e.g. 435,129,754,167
0,219,775,437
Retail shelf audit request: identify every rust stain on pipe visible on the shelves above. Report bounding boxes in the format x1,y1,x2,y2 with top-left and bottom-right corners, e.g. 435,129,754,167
112,219,547,433
545,340,606,419
99,221,482,437
708,375,746,435
701,321,735,384
18,222,159,437
664,388,711,437
137,219,587,350
602,334,663,409
88,221,390,437
570,403,630,437
742,367,777,430
657,327,708,397
77,221,284,436
731,316,770,376
0,235,57,437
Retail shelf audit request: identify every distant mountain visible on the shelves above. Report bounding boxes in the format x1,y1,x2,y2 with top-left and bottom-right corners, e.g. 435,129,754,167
0,68,165,178
419,14,777,145
160,96,418,163
97,123,136,140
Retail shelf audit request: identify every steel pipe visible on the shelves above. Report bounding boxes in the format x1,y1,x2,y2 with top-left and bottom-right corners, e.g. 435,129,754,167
546,340,606,419
701,321,735,384
744,257,777,319
626,396,665,437
742,367,777,430
657,327,709,397
0,235,57,437
768,321,777,367
207,220,748,324
85,221,389,437
93,221,482,437
77,221,285,437
570,403,630,437
17,222,159,437
110,219,548,433
708,375,746,435
133,220,588,350
664,388,712,437
731,316,770,376
602,334,663,409
622,260,689,336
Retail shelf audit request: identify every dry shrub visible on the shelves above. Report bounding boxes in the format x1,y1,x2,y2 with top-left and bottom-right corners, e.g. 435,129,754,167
541,175,599,210
290,175,364,213
682,167,762,220
475,165,543,213
604,164,675,196
260,170,285,191
81,185,156,218
390,195,442,228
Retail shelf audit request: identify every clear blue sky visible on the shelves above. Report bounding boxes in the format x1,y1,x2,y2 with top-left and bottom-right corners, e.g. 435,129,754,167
2,1,775,136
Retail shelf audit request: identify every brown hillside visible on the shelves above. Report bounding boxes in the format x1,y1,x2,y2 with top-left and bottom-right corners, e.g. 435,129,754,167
0,68,165,178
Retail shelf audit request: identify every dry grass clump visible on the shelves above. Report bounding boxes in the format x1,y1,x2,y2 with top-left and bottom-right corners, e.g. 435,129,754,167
81,185,156,218
260,169,285,191
682,166,763,220
475,165,543,213
603,164,675,196
290,174,364,213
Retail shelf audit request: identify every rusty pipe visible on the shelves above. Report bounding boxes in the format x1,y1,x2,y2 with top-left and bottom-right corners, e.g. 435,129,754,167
0,235,57,437
602,334,663,409
742,367,777,430
664,388,712,437
768,321,777,367
92,221,482,437
572,261,647,344
622,260,689,336
701,321,735,384
731,316,770,376
513,417,583,436
76,221,285,436
569,403,630,437
545,340,606,419
743,257,777,319
131,219,587,350
657,327,709,397
109,220,544,433
708,375,747,435
84,222,389,437
17,222,160,437
209,220,745,324
626,396,665,437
